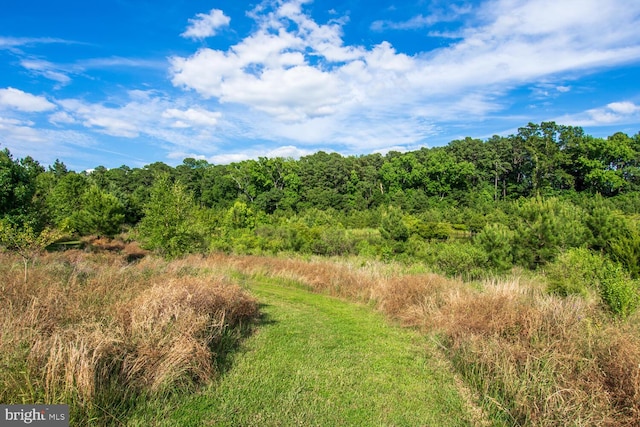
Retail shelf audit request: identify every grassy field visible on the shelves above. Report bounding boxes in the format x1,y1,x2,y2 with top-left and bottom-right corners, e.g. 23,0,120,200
2,244,639,425
130,275,475,426
201,253,640,426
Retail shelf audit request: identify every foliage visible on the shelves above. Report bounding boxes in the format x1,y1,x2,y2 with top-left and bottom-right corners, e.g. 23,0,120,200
430,241,489,280
68,185,125,237
0,220,63,282
474,223,513,272
546,247,604,298
547,248,639,317
380,206,409,242
598,262,640,317
137,175,205,258
512,197,590,268
0,149,44,226
3,122,640,282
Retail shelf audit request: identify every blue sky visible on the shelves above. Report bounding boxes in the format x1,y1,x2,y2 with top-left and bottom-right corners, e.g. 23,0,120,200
1,0,639,171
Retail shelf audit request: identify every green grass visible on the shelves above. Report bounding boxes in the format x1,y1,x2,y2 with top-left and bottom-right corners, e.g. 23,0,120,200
129,274,474,426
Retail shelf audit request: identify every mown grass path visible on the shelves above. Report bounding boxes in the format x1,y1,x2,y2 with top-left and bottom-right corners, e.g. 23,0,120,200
130,275,474,426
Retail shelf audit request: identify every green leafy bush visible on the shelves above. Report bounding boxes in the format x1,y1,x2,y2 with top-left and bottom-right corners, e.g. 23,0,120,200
137,175,205,258
546,248,603,297
474,223,514,273
547,248,639,317
598,263,640,317
513,197,590,268
428,242,488,280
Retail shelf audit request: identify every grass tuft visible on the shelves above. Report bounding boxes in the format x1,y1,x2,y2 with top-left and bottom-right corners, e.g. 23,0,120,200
0,250,258,424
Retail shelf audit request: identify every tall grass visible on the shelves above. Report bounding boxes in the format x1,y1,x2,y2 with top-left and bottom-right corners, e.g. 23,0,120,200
199,253,640,426
3,246,638,425
0,247,259,425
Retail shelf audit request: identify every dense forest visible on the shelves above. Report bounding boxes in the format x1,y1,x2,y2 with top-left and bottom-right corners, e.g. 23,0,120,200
2,121,640,314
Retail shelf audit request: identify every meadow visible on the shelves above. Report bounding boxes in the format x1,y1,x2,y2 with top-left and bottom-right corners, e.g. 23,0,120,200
1,241,639,425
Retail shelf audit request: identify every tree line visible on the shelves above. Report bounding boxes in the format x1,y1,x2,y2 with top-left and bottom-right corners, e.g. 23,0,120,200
1,121,640,314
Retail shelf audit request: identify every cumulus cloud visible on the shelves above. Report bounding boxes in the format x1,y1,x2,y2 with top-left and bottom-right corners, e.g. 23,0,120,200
607,101,640,115
163,107,222,127
170,0,640,152
181,9,230,40
557,101,640,126
0,87,56,112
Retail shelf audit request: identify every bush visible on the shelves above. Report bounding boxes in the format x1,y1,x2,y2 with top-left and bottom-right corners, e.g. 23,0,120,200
307,226,356,256
598,262,640,317
513,197,590,268
547,248,640,317
546,248,603,298
431,242,488,280
474,223,513,273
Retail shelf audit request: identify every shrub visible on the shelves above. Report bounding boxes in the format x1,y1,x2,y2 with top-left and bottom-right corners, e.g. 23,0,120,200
474,223,513,273
431,242,488,280
598,262,640,317
546,247,603,298
137,175,205,258
307,226,356,256
380,206,409,242
547,248,640,317
512,197,590,268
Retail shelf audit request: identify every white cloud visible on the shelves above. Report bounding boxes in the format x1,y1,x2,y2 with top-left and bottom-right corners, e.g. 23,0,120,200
0,36,72,49
607,101,639,115
168,0,640,153
371,4,473,31
75,56,165,70
181,9,230,40
206,144,314,164
0,114,104,168
0,87,56,112
209,152,251,164
556,101,640,126
20,59,72,86
49,111,77,125
163,107,222,127
56,91,224,155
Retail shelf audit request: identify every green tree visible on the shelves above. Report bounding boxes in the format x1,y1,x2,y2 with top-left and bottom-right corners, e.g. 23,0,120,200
46,172,89,227
0,149,44,226
137,175,204,258
69,185,125,237
0,220,62,282
474,223,514,272
380,206,409,253
486,135,513,200
224,201,256,230
512,197,590,268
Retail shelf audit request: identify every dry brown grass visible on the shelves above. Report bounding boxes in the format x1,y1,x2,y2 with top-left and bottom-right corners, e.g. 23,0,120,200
0,249,258,421
7,246,636,425
197,253,640,426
